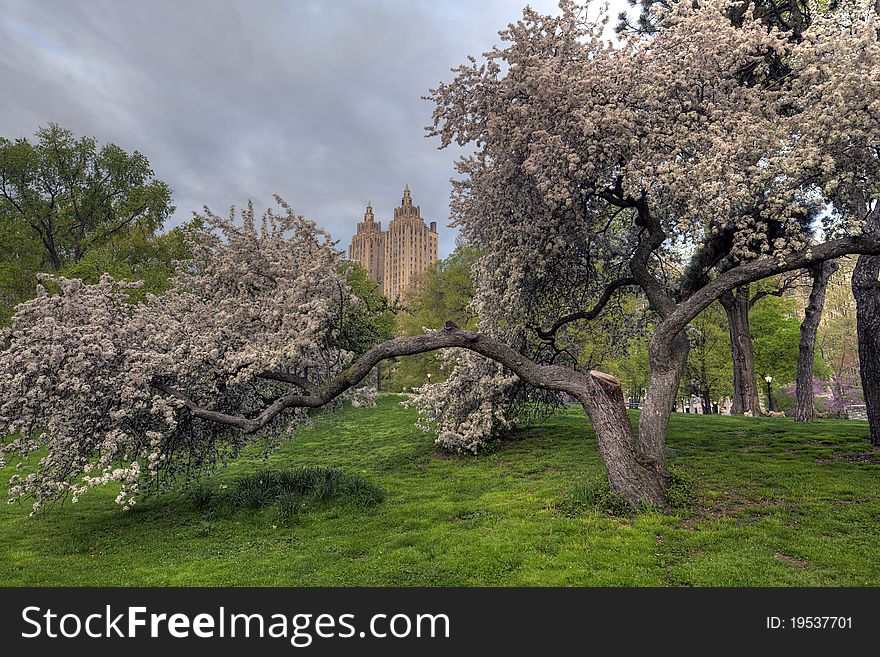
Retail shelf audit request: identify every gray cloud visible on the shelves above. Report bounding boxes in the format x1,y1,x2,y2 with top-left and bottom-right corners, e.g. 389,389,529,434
0,0,614,257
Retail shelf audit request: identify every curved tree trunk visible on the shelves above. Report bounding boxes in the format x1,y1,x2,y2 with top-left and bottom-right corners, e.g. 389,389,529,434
720,286,761,414
155,234,880,511
795,261,838,422
577,371,668,508
853,254,880,446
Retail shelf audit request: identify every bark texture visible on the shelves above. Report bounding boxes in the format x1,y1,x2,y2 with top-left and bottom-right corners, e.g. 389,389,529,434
720,286,760,415
577,371,669,508
638,331,690,476
795,260,838,422
853,254,880,445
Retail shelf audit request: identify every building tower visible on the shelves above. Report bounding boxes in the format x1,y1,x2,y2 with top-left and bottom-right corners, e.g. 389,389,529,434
348,201,385,286
382,185,438,299
347,186,439,301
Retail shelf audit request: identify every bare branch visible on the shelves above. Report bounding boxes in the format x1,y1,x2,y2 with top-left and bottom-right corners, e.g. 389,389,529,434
154,322,595,433
536,277,637,340
748,271,801,309
661,236,880,342
256,370,319,394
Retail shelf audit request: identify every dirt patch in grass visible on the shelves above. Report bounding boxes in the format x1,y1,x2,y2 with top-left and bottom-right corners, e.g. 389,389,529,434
829,497,876,506
430,448,459,461
681,491,790,531
450,509,493,522
840,451,880,464
774,551,811,569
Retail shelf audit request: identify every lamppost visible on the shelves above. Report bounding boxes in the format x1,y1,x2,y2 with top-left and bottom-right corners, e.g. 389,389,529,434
427,372,432,385
764,374,774,412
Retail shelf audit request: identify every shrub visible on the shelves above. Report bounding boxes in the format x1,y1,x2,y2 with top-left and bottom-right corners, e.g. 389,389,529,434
199,466,385,517
227,472,277,510
186,482,216,511
275,489,307,521
558,475,632,517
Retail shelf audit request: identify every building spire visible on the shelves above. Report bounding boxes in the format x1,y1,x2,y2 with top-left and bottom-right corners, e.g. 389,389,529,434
402,184,412,208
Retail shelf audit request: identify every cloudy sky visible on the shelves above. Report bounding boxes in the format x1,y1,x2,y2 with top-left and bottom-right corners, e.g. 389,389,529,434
1,0,626,257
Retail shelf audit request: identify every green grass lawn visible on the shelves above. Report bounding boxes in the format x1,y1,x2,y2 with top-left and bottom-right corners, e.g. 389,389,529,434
2,395,879,586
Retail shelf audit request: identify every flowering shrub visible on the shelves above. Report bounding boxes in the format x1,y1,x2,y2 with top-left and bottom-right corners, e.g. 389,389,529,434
406,348,560,453
0,198,362,513
349,385,378,408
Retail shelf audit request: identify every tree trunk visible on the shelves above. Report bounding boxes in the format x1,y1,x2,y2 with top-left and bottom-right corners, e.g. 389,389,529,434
795,261,838,422
637,330,690,482
720,286,761,414
700,388,713,415
577,371,669,509
853,254,880,446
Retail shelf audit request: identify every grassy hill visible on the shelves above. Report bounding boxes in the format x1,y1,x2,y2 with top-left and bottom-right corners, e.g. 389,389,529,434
2,395,878,586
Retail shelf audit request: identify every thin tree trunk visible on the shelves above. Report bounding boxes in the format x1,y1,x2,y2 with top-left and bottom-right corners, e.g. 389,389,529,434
637,330,690,483
853,254,880,446
701,387,713,415
795,261,838,422
720,286,761,414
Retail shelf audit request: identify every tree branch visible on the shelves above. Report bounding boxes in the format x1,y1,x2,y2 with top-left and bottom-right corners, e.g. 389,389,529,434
676,222,736,300
748,271,801,309
661,236,880,342
535,277,637,340
78,204,148,257
629,200,676,318
256,370,319,394
154,322,595,433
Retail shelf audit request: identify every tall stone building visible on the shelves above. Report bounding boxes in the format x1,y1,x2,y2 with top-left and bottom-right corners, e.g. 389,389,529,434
348,202,385,285
348,185,438,300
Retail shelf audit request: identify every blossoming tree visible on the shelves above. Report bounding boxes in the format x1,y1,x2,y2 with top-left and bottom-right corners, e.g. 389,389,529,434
0,199,369,511
3,0,880,511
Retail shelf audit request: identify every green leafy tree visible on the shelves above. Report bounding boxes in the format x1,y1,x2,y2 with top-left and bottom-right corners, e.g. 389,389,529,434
0,124,173,271
59,224,194,304
681,303,733,413
0,208,43,325
392,242,479,389
335,263,396,358
607,332,651,407
751,294,828,413
0,125,175,322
